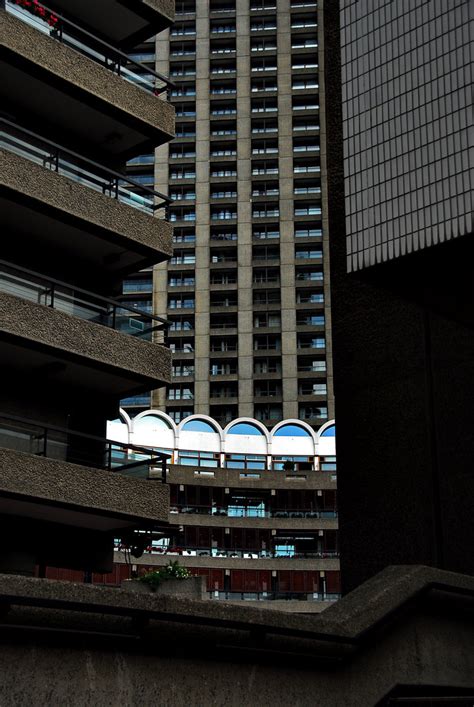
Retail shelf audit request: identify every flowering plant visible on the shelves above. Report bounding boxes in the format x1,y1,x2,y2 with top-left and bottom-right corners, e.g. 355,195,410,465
138,561,191,592
14,0,59,28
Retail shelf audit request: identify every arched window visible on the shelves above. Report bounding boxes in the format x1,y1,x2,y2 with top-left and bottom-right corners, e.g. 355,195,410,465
134,414,172,430
274,424,311,437
321,424,335,437
227,422,264,436
181,419,218,433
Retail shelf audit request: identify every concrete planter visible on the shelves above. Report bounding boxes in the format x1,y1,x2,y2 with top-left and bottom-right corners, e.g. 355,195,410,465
122,576,206,600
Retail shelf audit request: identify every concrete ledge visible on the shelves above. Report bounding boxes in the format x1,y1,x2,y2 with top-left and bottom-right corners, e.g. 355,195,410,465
0,447,170,526
1,150,173,265
114,551,340,572
167,465,337,490
169,513,338,531
45,0,174,48
0,566,471,644
0,291,171,388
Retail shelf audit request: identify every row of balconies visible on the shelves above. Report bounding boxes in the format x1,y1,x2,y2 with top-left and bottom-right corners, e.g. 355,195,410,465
0,0,176,562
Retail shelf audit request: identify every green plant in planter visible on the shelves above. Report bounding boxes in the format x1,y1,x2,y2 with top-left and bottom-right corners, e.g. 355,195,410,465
138,561,191,591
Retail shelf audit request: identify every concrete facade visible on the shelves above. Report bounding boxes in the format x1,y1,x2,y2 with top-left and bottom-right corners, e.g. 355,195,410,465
0,567,472,705
326,0,474,592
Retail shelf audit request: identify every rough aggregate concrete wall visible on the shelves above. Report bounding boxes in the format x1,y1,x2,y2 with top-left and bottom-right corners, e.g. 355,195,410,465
0,447,170,522
145,0,175,22
0,291,171,385
0,151,173,259
0,613,471,707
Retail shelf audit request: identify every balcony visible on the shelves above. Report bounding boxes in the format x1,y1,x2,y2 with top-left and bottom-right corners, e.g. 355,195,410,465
41,0,175,48
0,419,170,563
1,4,175,165
0,261,167,342
1,124,172,290
0,290,172,398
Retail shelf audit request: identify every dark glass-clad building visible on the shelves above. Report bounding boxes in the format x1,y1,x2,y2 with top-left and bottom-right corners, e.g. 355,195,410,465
327,0,473,593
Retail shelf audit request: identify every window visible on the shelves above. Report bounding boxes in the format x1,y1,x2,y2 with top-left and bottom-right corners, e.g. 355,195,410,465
168,409,194,423
173,229,196,243
254,358,281,374
252,161,278,175
251,98,278,113
253,225,280,239
254,381,282,396
296,291,324,304
292,77,319,90
297,336,325,349
168,386,194,400
172,362,195,377
211,207,237,220
168,296,195,309
169,208,196,222
299,382,327,395
254,404,282,421
297,314,325,326
252,205,279,218
210,362,238,375
181,419,219,433
295,270,323,281
253,334,281,350
295,226,322,238
295,247,322,259
294,204,322,217
170,250,196,265
299,405,328,420
251,78,278,93
170,166,196,180
251,37,277,52
169,317,194,331
250,17,277,31
227,422,264,435
274,424,311,437
170,188,196,201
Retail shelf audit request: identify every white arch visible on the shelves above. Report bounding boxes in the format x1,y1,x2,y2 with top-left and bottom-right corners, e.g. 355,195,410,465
223,417,270,455
177,413,224,442
132,409,178,435
223,417,270,441
118,407,132,434
270,418,317,442
316,419,336,439
131,409,178,450
316,419,336,457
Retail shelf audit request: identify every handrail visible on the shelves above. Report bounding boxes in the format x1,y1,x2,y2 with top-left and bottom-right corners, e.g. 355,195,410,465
0,412,171,480
5,0,175,95
171,503,338,518
0,259,169,331
1,117,172,212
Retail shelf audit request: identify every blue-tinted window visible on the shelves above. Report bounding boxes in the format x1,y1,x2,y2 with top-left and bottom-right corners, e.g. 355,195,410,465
227,422,264,435
321,424,335,437
181,419,218,433
134,415,171,430
274,424,311,437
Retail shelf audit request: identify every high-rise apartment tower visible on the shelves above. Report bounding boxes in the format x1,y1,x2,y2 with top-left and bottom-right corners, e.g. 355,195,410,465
122,0,334,431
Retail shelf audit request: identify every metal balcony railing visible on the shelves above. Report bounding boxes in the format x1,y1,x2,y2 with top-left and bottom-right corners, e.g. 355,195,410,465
170,503,338,519
207,591,340,602
0,413,169,481
0,260,168,340
120,543,340,559
2,118,171,214
5,0,175,97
